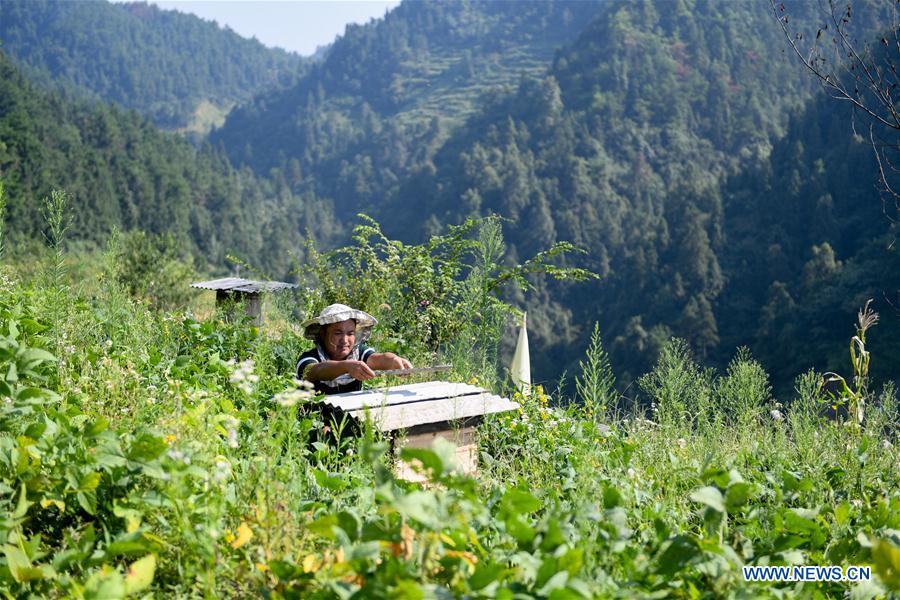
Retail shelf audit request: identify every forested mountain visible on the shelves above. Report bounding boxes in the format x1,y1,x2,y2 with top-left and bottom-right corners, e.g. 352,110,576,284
719,95,900,388
0,49,322,276
371,0,821,385
401,0,897,389
212,0,607,186
215,0,895,391
0,0,303,130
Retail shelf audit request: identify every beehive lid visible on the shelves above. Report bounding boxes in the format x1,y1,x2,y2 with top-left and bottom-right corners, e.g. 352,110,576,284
191,277,297,293
321,381,519,432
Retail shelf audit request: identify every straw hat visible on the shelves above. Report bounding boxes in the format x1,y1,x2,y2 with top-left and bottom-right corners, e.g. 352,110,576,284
301,303,377,341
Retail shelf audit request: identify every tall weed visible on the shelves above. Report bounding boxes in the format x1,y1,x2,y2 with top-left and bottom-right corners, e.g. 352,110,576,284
575,322,616,421
717,347,772,430
639,338,714,429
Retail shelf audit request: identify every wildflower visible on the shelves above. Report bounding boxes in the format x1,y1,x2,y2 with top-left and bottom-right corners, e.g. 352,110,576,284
227,428,239,449
345,448,354,457
676,438,687,448
213,459,232,482
166,449,191,465
105,339,113,348
229,359,258,395
627,467,636,479
292,378,314,390
883,439,893,450
770,409,784,422
273,386,313,408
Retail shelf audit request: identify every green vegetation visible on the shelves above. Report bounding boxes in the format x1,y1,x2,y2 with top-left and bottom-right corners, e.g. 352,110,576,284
3,0,896,395
0,0,302,129
0,50,315,277
0,211,897,597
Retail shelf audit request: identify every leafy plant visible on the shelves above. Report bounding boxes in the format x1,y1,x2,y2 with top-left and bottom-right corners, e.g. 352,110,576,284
575,322,616,420
824,299,878,426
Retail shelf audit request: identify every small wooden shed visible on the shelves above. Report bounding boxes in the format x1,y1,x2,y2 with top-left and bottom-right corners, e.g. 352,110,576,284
190,277,297,327
320,381,519,481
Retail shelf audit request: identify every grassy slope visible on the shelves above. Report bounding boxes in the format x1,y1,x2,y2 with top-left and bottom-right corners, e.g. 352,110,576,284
0,228,897,596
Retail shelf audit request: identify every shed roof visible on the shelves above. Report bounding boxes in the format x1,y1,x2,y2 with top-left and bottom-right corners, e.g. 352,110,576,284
190,277,297,294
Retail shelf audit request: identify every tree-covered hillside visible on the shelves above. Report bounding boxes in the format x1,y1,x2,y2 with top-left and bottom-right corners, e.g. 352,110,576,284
373,0,828,386
0,49,320,276
719,92,900,388
0,0,303,130
207,0,897,392
212,0,607,179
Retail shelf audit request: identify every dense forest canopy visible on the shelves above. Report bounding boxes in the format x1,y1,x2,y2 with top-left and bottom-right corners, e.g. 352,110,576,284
0,49,321,277
0,0,303,130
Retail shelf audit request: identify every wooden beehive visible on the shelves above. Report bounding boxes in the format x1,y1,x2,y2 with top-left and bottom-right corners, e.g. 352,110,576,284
320,381,518,481
190,277,297,327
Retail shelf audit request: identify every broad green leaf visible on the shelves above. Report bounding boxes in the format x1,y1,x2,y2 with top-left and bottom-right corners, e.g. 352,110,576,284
399,447,444,478
3,544,40,582
13,484,31,519
872,538,900,590
469,562,506,590
313,469,346,491
502,488,542,514
24,421,47,439
308,514,338,540
390,579,424,600
79,472,102,492
124,554,155,595
834,501,851,526
127,433,167,462
537,571,569,595
20,319,48,334
84,566,126,599
77,491,98,515
602,485,622,509
505,514,536,544
395,491,440,529
336,510,360,541
19,347,56,366
690,486,725,513
104,533,162,558
268,559,302,581
15,387,50,403
725,482,753,510
85,418,109,437
655,535,701,576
